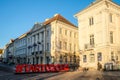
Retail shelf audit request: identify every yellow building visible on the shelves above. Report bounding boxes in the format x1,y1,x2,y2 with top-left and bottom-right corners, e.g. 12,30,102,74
75,0,120,69
0,49,3,54
45,14,79,64
0,49,3,59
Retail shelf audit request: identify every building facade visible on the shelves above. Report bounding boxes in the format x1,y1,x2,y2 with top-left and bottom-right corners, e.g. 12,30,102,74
0,49,3,56
14,33,28,64
75,0,120,69
0,49,3,61
2,46,8,63
6,39,15,64
27,14,79,65
27,22,48,64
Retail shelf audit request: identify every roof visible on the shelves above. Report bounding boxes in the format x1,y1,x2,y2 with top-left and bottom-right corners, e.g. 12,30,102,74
75,0,120,17
43,14,77,27
18,31,30,39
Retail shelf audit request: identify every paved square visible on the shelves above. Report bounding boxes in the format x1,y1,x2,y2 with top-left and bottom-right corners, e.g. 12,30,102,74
0,70,120,80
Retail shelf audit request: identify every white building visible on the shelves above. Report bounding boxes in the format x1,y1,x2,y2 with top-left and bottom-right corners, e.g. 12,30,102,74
75,0,120,69
27,14,79,64
3,14,79,65
27,22,47,64
14,33,28,64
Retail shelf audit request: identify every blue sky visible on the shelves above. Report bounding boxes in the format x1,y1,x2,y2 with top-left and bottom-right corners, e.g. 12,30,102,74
0,0,120,48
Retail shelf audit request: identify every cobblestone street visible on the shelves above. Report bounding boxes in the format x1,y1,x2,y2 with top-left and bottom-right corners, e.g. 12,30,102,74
0,70,120,80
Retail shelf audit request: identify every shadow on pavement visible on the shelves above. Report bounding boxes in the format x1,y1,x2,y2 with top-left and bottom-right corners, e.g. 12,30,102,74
36,72,67,80
0,63,15,72
101,71,120,80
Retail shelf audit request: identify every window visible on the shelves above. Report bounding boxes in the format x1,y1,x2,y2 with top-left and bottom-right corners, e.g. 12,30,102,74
38,45,39,51
47,30,49,36
64,42,67,50
33,57,35,64
65,53,68,63
46,56,49,64
70,31,72,37
33,35,36,43
69,43,71,51
83,55,87,63
47,43,49,51
97,52,102,61
74,44,76,51
65,30,67,35
36,57,39,64
110,31,113,44
42,44,44,51
116,56,118,61
40,57,43,64
89,17,94,26
28,38,30,43
110,13,113,23
74,33,76,38
90,34,94,46
41,32,44,40
111,52,114,61
59,41,62,49
60,28,62,34
37,33,39,41
90,54,95,63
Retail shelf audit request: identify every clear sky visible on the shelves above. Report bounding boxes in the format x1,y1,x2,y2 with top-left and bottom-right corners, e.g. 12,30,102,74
0,0,120,48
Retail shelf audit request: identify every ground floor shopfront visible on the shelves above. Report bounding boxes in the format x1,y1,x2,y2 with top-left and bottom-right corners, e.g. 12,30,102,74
26,51,80,66
14,54,27,64
80,46,120,70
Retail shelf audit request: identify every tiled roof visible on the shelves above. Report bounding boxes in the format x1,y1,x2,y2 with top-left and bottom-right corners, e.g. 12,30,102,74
43,14,77,27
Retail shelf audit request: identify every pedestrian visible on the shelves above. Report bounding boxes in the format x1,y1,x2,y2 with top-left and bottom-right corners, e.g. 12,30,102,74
97,62,102,71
